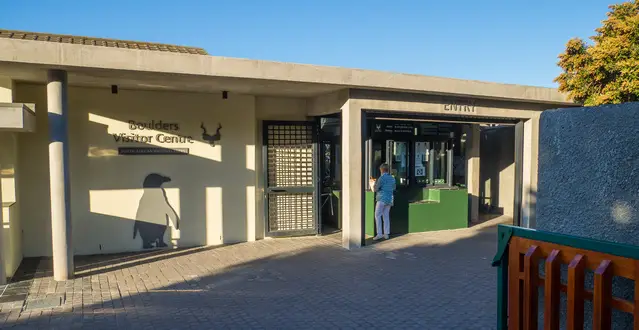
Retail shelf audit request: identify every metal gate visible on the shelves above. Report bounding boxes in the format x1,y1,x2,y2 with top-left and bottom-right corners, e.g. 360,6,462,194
263,121,318,237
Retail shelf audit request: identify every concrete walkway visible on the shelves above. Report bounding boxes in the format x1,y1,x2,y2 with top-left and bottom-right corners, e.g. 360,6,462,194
0,221,502,329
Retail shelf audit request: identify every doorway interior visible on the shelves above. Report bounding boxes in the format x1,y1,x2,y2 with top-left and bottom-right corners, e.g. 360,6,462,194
363,111,520,237
317,114,342,235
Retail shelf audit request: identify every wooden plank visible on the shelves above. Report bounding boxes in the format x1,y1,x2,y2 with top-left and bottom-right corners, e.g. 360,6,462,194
500,224,639,262
544,249,561,330
567,254,585,330
508,237,522,330
497,246,509,330
593,260,612,330
529,276,634,314
523,245,540,330
515,237,635,279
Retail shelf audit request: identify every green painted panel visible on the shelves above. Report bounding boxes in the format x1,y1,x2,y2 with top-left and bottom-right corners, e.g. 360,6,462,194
388,186,426,235
366,187,467,236
365,191,375,236
426,188,440,202
332,190,341,229
407,188,468,232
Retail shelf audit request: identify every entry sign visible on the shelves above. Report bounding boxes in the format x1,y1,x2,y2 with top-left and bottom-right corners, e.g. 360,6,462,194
414,142,427,177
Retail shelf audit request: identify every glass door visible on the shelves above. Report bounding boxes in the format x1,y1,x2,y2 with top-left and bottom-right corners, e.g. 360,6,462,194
414,141,429,185
386,140,409,186
428,140,454,187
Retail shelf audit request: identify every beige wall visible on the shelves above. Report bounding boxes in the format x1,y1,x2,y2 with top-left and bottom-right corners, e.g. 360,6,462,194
0,77,22,278
0,132,22,277
480,126,515,216
15,84,266,256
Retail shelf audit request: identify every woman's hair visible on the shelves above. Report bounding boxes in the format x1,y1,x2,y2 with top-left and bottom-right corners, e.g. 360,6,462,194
379,163,389,173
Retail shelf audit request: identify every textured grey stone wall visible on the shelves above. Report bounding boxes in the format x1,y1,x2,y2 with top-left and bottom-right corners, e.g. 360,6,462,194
536,102,639,329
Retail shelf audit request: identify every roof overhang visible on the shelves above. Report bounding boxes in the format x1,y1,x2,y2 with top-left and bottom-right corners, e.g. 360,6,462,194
0,38,575,105
0,102,36,132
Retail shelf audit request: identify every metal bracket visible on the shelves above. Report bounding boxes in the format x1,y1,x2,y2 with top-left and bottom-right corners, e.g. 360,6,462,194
492,225,514,267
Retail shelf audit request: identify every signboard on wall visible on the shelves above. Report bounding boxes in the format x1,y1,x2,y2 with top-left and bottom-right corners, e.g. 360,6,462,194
106,120,221,155
371,120,456,139
118,147,190,155
372,121,414,137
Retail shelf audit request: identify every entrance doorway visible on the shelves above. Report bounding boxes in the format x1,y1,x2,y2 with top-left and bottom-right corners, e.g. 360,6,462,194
263,121,318,237
317,115,342,235
478,124,516,224
363,112,521,238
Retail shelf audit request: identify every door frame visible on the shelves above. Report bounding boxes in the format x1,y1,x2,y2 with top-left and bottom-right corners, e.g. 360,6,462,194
262,120,320,237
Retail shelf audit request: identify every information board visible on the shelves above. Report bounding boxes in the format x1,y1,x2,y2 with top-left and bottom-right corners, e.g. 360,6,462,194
372,121,415,137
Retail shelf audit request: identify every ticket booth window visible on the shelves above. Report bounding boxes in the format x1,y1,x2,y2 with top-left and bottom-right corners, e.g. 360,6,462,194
387,140,409,186
372,141,384,179
430,141,451,186
414,141,429,185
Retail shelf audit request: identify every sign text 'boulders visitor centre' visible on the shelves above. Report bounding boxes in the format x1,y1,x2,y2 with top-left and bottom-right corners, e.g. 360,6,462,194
113,120,222,155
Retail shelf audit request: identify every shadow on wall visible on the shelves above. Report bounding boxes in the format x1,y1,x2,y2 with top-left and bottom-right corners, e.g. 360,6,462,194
479,126,515,216
134,173,180,250
12,85,257,256
526,188,537,228
74,107,253,254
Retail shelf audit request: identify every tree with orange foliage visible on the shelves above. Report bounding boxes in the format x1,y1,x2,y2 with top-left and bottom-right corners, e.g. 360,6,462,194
555,0,639,105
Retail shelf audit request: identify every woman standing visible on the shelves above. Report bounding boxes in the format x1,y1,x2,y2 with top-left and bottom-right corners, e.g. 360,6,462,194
370,164,396,240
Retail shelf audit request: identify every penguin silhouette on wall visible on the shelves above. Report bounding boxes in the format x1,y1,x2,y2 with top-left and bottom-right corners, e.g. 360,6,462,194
133,173,180,249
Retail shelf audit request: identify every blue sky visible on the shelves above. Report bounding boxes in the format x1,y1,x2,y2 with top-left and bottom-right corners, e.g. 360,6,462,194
3,0,618,87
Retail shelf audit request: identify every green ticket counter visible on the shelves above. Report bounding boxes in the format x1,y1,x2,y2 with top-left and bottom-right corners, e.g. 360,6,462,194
365,187,469,236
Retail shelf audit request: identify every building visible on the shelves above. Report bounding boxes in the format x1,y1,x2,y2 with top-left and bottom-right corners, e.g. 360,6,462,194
0,29,576,282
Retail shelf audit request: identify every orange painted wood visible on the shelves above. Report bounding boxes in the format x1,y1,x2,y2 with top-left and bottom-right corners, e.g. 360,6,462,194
544,249,561,330
508,238,522,330
634,260,639,330
515,237,635,279
530,276,633,313
567,254,585,330
523,245,540,330
509,237,639,329
593,260,612,330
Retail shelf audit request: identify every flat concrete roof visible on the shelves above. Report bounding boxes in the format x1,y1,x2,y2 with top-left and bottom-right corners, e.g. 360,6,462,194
0,37,574,105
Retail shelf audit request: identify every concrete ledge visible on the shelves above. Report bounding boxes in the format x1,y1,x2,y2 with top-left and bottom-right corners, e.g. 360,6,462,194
0,103,35,132
0,38,574,105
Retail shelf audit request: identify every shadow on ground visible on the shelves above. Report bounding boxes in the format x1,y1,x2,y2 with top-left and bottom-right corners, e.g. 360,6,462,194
1,226,499,329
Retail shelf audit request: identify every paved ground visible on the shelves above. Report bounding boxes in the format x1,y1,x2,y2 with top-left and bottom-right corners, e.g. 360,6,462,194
0,221,502,329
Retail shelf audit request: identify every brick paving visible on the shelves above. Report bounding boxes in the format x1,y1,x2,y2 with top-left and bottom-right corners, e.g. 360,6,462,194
0,222,501,329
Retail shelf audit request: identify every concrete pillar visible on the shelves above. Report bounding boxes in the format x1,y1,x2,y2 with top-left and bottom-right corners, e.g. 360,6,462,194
47,70,73,281
521,114,540,228
341,101,363,249
0,176,6,285
0,77,12,285
465,124,480,223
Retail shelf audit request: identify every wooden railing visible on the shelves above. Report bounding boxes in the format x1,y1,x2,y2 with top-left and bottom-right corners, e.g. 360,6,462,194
492,225,639,330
